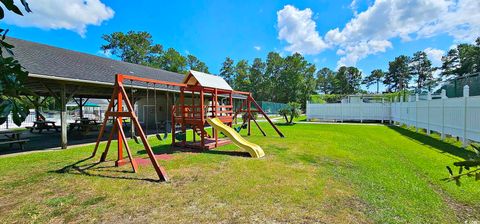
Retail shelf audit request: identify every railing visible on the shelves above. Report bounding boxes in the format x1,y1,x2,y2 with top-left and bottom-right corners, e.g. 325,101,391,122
173,104,234,121
0,110,101,130
0,112,36,130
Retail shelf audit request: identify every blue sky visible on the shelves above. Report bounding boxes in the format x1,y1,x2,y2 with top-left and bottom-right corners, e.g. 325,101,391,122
3,0,480,92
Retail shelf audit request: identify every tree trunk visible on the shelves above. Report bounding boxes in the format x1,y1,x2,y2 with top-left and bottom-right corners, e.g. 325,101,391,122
283,114,289,123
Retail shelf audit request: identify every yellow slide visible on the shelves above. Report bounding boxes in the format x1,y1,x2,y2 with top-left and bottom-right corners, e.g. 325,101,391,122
206,117,265,158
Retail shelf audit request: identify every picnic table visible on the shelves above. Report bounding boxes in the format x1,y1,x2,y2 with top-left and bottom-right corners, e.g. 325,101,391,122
0,129,29,150
30,121,59,133
69,119,101,135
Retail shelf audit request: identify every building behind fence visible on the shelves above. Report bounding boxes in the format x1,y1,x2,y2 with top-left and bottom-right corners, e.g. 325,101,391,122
437,73,480,97
258,101,287,115
306,85,480,147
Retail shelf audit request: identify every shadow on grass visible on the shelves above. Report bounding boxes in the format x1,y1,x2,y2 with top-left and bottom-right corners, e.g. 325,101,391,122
51,157,160,183
136,144,250,157
388,125,476,160
275,123,297,126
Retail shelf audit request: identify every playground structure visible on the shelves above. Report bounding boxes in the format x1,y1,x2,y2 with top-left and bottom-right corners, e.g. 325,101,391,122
91,70,284,182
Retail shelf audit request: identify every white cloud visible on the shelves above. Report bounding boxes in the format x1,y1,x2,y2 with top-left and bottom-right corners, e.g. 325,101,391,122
349,0,359,15
326,0,480,66
276,0,480,67
4,0,114,37
424,48,445,67
253,46,261,51
276,5,328,55
337,40,392,67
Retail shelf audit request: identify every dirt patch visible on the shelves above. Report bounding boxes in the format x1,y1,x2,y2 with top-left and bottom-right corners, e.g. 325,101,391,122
427,180,480,222
319,179,372,224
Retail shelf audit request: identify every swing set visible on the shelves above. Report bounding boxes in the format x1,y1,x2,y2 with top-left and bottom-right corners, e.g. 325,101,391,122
129,80,169,143
91,71,284,182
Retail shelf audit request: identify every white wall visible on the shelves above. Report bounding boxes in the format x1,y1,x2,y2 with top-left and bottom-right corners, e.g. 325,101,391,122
306,86,480,146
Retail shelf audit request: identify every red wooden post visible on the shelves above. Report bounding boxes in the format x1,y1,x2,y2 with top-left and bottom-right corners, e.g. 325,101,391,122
180,87,186,146
91,85,117,157
200,89,205,148
214,88,218,147
118,83,169,181
229,92,233,127
247,94,251,136
171,104,175,146
116,76,124,166
249,95,285,137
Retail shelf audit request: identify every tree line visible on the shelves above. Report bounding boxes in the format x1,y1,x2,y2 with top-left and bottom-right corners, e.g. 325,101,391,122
101,31,480,106
363,37,480,94
101,31,210,74
218,52,316,106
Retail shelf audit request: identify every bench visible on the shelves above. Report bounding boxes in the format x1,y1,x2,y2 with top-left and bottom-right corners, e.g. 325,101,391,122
0,139,30,150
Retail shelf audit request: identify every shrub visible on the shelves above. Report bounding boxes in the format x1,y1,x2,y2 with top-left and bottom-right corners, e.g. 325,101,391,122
278,102,301,124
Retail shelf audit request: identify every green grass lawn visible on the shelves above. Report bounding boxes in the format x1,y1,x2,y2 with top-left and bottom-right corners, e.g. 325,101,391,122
0,123,479,223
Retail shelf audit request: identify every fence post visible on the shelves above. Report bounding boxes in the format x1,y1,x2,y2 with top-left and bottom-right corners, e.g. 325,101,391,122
389,98,392,124
415,94,419,132
400,96,404,126
427,92,432,135
306,101,310,121
462,85,469,147
340,101,343,123
360,100,363,123
381,98,384,123
441,89,447,140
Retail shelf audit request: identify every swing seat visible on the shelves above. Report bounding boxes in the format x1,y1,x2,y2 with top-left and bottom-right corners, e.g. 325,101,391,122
234,123,248,133
155,131,169,141
175,132,186,141
133,135,140,144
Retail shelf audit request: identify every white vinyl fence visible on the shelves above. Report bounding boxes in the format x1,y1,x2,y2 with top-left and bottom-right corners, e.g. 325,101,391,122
307,102,391,122
307,86,480,146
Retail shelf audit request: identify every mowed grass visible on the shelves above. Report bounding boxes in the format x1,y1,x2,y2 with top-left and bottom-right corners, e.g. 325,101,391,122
0,123,479,223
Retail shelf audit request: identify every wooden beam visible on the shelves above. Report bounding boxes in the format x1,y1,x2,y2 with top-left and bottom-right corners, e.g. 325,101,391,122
91,86,118,157
40,82,60,102
67,85,81,101
249,96,285,138
118,74,187,87
106,111,132,117
81,98,90,107
100,117,117,162
72,97,80,106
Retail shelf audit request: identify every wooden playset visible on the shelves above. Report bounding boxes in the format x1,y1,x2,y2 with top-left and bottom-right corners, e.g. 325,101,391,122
91,71,284,182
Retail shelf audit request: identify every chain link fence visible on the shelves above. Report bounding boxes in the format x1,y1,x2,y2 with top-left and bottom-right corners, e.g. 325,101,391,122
437,73,480,97
258,101,287,115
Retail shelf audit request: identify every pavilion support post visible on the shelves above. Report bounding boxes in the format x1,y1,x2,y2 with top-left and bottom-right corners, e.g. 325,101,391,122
60,84,68,149
79,97,84,119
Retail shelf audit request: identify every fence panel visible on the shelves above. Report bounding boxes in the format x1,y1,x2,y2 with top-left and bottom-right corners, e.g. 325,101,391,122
307,103,390,122
307,86,480,146
467,96,480,142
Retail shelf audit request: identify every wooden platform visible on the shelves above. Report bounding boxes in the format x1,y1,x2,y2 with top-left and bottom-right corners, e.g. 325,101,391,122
173,138,232,150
